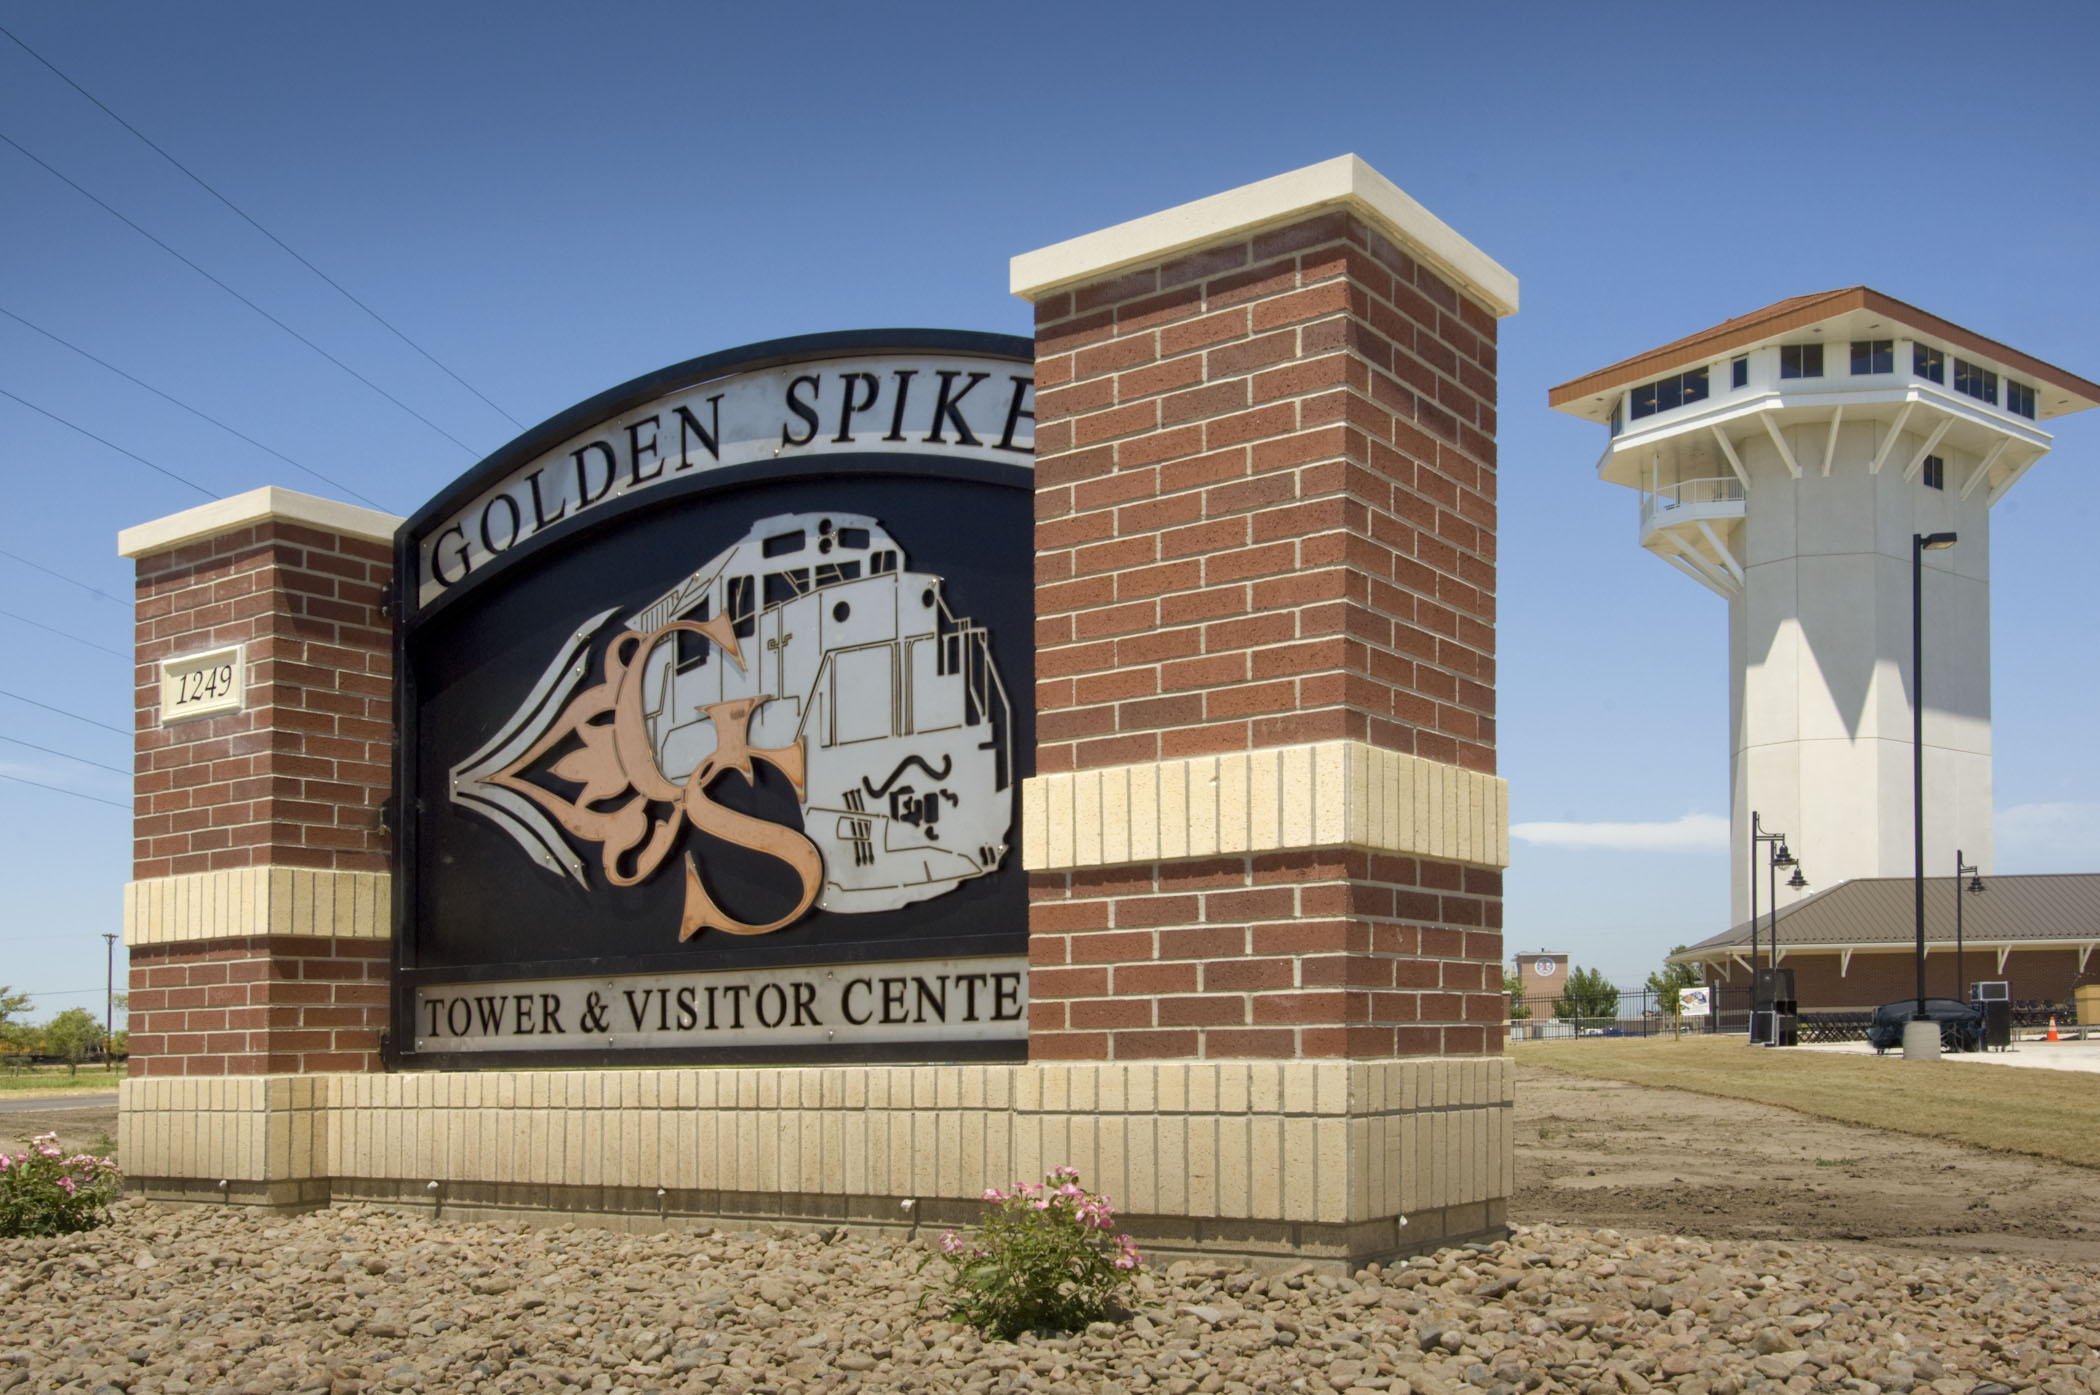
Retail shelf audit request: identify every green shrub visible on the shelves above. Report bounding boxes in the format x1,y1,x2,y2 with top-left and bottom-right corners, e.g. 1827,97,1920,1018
0,1133,120,1238
928,1166,1140,1339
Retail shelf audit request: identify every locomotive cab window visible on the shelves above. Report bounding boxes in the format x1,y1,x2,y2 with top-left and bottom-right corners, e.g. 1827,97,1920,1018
764,569,811,607
676,599,712,671
726,575,756,637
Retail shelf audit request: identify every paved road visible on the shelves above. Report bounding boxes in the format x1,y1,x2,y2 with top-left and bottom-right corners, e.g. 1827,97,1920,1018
0,1093,118,1113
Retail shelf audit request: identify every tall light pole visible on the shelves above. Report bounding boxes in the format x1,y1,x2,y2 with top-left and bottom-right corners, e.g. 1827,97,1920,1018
1955,852,1983,999
102,932,117,1062
1913,531,1957,1020
1748,811,1791,1041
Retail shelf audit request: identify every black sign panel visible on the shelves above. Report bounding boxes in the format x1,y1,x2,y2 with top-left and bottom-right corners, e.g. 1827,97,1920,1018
391,331,1034,1067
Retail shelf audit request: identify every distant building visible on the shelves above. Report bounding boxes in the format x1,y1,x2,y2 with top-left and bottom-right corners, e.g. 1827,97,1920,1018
1512,951,1569,1013
1670,872,2099,1009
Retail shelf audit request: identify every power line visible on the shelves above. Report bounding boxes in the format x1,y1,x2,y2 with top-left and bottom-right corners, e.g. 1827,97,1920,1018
15,987,107,999
0,606,126,658
0,733,128,775
0,686,130,736
0,127,481,456
0,546,125,606
0,22,523,432
0,303,383,508
0,770,128,811
0,384,213,497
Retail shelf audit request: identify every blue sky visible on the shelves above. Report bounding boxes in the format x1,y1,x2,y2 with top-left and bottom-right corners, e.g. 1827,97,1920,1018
2,2,2096,1021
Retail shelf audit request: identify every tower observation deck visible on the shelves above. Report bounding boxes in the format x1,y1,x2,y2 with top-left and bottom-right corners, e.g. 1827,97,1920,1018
1549,288,2098,923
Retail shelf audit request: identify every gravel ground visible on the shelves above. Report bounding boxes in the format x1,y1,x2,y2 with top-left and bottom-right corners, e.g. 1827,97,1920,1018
3,1202,2095,1395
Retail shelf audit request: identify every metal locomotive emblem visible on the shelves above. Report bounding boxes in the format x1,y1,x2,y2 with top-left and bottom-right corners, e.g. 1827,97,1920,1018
391,331,1033,1067
450,511,1012,938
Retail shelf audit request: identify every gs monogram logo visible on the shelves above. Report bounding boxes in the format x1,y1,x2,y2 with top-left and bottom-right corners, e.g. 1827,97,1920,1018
488,618,824,939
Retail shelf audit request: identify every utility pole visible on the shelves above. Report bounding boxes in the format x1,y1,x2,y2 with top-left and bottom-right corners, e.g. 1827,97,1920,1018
102,932,117,1062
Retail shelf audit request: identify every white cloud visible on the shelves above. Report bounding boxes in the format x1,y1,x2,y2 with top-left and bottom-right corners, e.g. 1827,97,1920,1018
1510,812,1729,853
1995,802,2100,870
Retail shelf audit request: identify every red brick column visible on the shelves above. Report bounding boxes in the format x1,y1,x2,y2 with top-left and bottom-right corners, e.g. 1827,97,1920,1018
1013,157,1517,1062
119,488,401,1077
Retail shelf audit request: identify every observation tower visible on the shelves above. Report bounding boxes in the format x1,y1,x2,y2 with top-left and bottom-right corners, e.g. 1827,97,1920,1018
1549,289,2097,921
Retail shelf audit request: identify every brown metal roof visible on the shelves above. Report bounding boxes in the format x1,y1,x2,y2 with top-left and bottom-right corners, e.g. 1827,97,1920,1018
1672,873,2100,959
1548,287,2100,410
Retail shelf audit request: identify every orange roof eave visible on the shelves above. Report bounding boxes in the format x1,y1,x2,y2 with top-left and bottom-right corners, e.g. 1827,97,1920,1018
1548,287,2100,411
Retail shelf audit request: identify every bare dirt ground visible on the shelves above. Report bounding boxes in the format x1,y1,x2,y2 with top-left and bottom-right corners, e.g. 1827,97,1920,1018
1512,1060,2100,1269
13,1071,2100,1272
0,1094,117,1156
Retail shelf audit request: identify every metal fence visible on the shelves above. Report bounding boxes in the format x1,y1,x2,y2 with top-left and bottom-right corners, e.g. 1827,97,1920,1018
1507,986,1753,1039
1509,989,2078,1042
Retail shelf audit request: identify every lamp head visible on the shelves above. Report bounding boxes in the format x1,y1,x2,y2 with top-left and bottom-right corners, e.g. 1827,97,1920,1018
1920,531,1958,551
1968,873,1986,894
1787,867,1809,891
1772,842,1797,868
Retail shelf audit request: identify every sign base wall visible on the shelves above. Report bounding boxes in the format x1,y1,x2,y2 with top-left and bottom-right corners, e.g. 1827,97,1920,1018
119,1058,1507,1271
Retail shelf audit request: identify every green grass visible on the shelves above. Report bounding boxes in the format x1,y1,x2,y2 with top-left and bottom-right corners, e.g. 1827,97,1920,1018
1513,1036,2100,1172
0,1067,123,1093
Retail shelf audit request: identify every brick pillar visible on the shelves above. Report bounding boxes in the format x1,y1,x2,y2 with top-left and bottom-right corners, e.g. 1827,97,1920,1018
1013,157,1518,1063
120,487,401,1079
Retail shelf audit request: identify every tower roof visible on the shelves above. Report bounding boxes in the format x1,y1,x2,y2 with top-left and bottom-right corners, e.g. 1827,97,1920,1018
1549,287,2100,423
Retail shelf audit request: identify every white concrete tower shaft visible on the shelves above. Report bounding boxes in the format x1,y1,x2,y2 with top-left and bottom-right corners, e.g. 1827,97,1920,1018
1550,290,2098,924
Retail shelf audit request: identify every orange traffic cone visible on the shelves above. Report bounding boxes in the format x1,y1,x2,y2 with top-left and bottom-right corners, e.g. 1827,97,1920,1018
2047,1017,2061,1042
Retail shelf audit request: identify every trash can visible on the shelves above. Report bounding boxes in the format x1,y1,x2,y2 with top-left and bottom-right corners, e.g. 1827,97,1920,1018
1980,999,2012,1050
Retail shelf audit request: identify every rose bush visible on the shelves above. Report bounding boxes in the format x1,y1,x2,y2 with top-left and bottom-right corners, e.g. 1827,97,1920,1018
928,1166,1140,1339
0,1133,120,1238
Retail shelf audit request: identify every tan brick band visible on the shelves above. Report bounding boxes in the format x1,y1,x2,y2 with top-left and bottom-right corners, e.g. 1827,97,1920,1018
1021,741,1507,872
121,1058,1510,1266
123,867,391,946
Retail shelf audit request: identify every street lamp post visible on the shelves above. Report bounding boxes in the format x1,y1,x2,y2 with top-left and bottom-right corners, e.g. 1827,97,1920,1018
1774,859,1807,969
1955,851,1984,1000
1767,840,1798,972
1912,531,1957,1021
1748,811,1794,1041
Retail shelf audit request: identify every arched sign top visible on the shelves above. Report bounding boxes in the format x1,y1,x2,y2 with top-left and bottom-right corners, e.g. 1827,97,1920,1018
405,330,1034,612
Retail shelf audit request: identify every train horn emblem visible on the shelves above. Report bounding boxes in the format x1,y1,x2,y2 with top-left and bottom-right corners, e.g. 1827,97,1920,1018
450,512,1014,936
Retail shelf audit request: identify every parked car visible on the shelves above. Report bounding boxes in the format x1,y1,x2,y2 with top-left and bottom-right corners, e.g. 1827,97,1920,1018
1867,998,1983,1053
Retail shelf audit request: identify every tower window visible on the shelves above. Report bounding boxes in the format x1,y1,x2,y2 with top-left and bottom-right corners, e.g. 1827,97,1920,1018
2006,380,2036,419
1914,344,1945,383
1628,366,1710,420
1731,356,1748,389
1780,344,1823,379
1922,455,1945,490
1953,359,1998,405
1850,340,1893,374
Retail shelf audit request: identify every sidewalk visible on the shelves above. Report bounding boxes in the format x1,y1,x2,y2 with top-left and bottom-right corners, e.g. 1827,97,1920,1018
1798,1036,2100,1074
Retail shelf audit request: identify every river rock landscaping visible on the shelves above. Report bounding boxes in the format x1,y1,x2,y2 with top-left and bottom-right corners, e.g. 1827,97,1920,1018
2,1200,2094,1395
